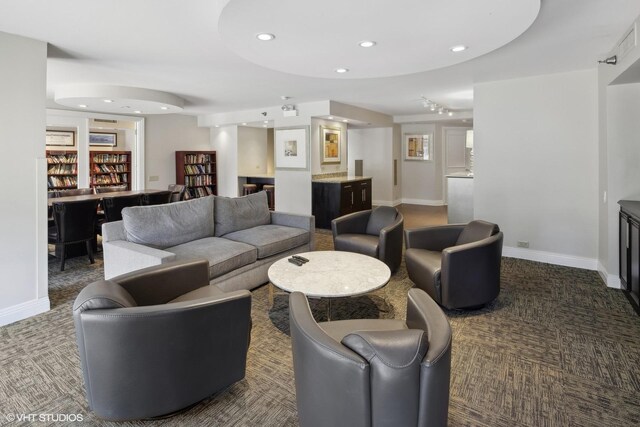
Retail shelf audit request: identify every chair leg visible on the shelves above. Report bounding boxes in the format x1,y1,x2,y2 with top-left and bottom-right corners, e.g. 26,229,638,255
60,244,66,271
86,240,95,264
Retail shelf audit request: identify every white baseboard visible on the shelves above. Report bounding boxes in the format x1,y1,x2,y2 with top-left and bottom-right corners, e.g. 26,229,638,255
0,297,50,327
503,246,598,271
597,261,622,289
372,199,393,207
400,198,445,206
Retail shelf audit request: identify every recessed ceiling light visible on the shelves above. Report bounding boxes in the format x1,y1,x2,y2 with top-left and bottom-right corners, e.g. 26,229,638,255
160,106,169,110
335,68,349,74
263,120,268,123
343,119,348,123
358,40,376,48
448,111,454,116
263,125,267,128
214,125,220,128
78,104,88,108
256,33,275,41
328,116,334,120
103,99,114,103
242,122,247,126
134,110,142,114
450,45,467,53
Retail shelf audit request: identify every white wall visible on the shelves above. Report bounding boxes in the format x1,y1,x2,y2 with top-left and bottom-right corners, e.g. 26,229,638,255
474,69,599,269
238,127,268,175
0,32,48,325
604,83,640,281
347,127,395,205
400,123,443,204
311,118,348,175
211,125,239,197
145,114,211,190
274,117,312,215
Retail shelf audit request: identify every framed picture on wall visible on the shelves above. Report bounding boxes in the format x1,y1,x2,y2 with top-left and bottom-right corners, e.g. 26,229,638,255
89,132,117,147
46,130,75,147
320,126,341,164
404,133,433,161
275,126,309,170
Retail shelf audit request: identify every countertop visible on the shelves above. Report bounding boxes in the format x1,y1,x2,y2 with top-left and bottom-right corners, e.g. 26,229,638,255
312,175,372,183
446,172,474,178
238,173,274,179
619,200,640,219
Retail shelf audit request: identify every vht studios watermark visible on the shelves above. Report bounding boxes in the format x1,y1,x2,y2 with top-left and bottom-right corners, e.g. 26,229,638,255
4,413,84,423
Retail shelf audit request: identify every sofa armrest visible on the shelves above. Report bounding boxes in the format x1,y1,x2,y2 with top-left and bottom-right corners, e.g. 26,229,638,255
378,214,404,272
271,211,316,250
102,240,176,280
404,224,465,251
102,220,126,242
331,210,371,239
112,259,211,306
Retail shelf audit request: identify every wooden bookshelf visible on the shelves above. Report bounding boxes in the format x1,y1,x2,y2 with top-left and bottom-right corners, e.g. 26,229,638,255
90,150,131,190
175,151,217,199
46,150,78,190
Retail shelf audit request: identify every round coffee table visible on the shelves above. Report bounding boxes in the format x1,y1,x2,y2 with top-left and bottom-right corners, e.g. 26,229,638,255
268,251,391,320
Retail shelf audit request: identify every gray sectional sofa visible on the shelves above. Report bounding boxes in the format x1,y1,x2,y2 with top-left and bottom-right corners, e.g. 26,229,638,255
102,191,315,291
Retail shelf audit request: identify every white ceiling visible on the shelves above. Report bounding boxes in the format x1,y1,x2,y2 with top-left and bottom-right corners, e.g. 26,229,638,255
0,0,639,117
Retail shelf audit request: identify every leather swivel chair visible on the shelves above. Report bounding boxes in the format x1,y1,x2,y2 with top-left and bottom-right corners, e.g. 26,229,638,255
73,259,252,421
331,206,404,272
102,194,142,222
141,190,172,206
48,199,99,271
289,288,451,427
404,220,503,309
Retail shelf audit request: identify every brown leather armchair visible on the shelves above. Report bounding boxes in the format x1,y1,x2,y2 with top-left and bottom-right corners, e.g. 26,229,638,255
289,288,452,427
331,206,404,272
73,259,252,421
404,220,503,309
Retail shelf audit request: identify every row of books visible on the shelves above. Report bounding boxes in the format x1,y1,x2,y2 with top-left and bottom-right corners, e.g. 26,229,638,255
184,186,215,199
184,164,214,174
92,154,129,163
48,176,77,188
91,173,129,185
185,175,215,186
47,154,77,164
184,154,213,164
48,164,77,175
93,164,128,173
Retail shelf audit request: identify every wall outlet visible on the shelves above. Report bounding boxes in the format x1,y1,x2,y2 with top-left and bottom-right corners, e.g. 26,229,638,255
148,176,159,182
517,240,529,248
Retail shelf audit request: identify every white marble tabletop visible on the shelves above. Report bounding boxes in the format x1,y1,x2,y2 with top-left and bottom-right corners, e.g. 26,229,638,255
268,251,391,298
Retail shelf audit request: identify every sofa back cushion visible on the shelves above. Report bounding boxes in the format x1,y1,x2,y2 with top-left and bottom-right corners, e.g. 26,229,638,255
122,195,215,249
214,191,271,236
456,220,499,246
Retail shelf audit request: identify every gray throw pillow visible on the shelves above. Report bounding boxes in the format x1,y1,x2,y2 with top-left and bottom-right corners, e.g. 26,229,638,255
122,195,215,249
214,191,271,236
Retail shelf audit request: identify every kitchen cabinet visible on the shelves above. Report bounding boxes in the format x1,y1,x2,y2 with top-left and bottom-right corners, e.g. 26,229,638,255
312,177,372,229
619,200,640,312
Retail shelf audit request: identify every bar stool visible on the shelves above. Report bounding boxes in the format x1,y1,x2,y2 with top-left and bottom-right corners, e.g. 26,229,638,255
263,184,275,210
242,184,258,196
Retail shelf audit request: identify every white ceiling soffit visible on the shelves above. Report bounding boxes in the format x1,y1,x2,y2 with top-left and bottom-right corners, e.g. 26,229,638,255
219,0,541,79
54,85,185,114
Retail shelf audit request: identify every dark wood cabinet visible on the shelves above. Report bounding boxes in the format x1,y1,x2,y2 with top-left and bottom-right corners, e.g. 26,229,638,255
312,178,372,229
619,201,640,312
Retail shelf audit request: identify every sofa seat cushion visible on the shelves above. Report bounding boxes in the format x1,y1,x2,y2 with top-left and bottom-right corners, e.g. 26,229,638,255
404,248,442,302
333,233,379,258
122,196,215,249
165,237,257,279
169,284,225,303
214,191,271,237
223,225,310,259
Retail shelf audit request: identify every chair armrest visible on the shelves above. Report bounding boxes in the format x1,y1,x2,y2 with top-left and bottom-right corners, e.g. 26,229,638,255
378,214,404,272
404,224,465,251
289,292,371,427
440,232,503,308
331,210,371,239
112,259,212,306
271,211,316,250
102,240,176,279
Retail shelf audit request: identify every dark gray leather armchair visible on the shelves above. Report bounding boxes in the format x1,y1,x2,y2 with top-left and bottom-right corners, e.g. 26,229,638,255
331,206,404,272
289,288,451,427
405,220,503,309
73,259,252,421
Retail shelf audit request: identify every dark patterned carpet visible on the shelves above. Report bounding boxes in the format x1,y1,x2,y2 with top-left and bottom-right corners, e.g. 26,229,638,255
1,234,639,426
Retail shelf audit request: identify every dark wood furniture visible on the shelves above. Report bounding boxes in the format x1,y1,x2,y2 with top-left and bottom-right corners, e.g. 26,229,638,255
312,177,372,229
175,151,217,199
47,190,163,206
619,200,640,313
90,151,131,191
48,199,100,271
47,150,78,191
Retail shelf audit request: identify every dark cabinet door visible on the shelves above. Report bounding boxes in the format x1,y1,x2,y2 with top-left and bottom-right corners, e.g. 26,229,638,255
620,212,629,287
630,219,640,298
358,179,372,211
340,183,355,215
